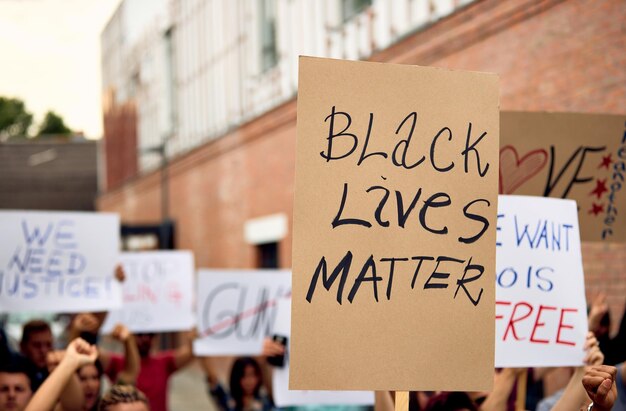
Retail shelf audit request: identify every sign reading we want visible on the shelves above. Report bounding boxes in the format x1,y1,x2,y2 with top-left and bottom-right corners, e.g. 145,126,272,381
495,196,588,367
0,211,121,312
291,57,500,391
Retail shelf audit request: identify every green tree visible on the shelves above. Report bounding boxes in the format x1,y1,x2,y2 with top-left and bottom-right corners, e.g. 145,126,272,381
37,110,72,136
0,97,33,140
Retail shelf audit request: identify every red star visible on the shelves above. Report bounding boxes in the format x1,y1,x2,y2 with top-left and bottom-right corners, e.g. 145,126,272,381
588,203,604,216
598,154,613,169
590,179,608,199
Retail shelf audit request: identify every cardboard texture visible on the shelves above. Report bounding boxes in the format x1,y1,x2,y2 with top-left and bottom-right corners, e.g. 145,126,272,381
495,196,588,367
500,112,626,242
291,57,499,391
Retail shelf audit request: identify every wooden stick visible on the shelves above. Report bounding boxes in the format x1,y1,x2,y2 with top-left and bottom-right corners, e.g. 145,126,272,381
515,369,528,411
395,391,409,411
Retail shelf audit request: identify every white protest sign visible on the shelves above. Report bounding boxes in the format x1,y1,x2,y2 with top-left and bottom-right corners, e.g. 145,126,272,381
0,211,121,313
193,270,291,356
272,298,374,407
101,251,195,333
495,196,588,367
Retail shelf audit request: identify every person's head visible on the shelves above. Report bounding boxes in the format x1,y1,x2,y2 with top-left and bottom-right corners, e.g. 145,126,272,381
423,392,478,411
20,320,53,369
0,362,32,411
229,357,263,405
98,385,149,411
77,360,104,411
134,333,155,358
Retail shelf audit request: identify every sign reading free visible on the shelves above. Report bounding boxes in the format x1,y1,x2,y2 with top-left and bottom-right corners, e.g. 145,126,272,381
0,211,121,313
495,196,588,367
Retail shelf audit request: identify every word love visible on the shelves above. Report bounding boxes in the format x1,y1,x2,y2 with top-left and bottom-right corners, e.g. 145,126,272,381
321,107,491,177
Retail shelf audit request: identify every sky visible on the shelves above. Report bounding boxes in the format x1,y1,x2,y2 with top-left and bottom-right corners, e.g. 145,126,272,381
0,0,123,139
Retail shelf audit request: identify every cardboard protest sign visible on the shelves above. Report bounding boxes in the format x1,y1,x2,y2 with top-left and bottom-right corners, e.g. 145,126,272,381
500,112,626,242
0,211,121,313
495,195,588,367
272,298,374,407
101,251,195,333
193,269,291,356
291,57,499,391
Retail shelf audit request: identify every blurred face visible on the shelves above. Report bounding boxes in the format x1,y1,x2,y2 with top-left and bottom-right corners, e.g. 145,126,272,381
240,365,260,396
0,372,32,411
135,334,154,358
107,402,149,411
77,364,101,410
21,330,53,369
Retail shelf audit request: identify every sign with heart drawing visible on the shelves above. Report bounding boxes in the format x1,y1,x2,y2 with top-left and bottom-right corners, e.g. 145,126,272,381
500,112,626,242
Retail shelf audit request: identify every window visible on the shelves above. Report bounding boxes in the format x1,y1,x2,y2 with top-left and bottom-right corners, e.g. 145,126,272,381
259,0,278,72
257,242,279,268
341,0,373,21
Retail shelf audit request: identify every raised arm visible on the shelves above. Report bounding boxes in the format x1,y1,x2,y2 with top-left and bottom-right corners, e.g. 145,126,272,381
551,332,604,411
583,365,618,411
110,324,140,385
174,329,196,371
25,339,97,411
479,368,524,411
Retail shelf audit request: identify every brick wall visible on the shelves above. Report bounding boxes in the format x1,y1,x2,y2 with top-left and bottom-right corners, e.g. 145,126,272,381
98,0,626,332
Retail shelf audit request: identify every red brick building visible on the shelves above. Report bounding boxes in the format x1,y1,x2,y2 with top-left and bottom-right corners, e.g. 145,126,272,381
98,0,626,329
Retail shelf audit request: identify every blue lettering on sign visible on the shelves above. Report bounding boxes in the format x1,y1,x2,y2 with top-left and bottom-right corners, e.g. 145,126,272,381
513,215,573,251
496,266,554,292
0,218,116,306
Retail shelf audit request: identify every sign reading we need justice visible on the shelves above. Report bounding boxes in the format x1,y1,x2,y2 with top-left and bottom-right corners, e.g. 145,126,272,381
0,211,121,313
291,57,500,391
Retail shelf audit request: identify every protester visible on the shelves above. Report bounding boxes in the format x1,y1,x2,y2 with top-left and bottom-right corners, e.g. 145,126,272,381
19,319,54,392
582,365,618,411
535,332,603,411
53,322,138,411
589,294,626,366
202,355,273,411
98,385,150,411
22,337,97,411
0,358,32,411
101,330,195,411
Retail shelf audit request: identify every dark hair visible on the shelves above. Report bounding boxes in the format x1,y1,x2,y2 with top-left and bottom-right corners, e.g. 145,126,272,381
78,359,104,378
0,356,32,385
99,385,148,411
229,357,263,410
423,392,478,411
20,319,52,347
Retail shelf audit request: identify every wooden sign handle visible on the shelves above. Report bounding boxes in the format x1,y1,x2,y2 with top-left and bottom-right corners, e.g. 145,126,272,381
515,369,528,411
395,391,409,411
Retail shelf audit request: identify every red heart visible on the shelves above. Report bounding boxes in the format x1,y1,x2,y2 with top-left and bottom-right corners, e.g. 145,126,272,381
499,146,548,194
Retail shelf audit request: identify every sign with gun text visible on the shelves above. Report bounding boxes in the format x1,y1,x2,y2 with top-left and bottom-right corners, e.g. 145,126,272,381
193,270,291,356
0,211,121,312
102,251,195,333
500,112,626,242
495,195,588,367
291,57,500,391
